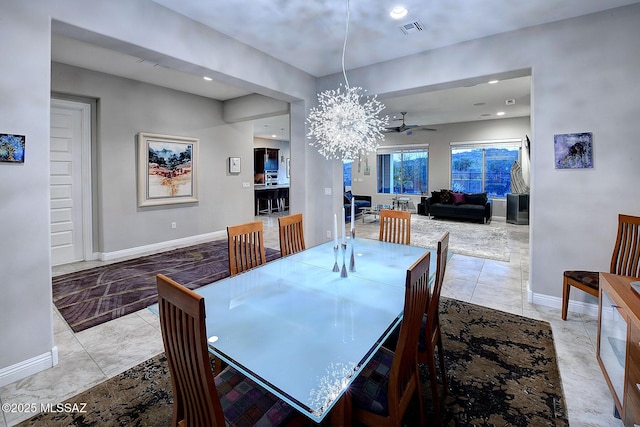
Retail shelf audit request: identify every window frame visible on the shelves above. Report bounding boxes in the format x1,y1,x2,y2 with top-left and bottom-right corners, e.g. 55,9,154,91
376,144,429,195
450,138,522,199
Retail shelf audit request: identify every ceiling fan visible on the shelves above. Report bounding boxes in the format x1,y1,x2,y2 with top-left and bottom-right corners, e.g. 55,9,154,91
384,111,436,134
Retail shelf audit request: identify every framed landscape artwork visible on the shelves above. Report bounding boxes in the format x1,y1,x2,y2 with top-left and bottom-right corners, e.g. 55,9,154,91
554,132,593,169
0,133,25,163
137,132,198,207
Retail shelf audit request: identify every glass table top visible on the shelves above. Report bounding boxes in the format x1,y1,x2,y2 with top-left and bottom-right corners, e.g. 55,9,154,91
153,238,433,422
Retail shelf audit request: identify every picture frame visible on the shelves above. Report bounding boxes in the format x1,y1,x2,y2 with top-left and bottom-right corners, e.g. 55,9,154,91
229,156,241,173
137,132,198,207
0,133,25,163
554,132,593,169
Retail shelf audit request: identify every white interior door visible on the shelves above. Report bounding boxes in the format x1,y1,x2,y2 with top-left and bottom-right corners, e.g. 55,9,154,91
50,99,92,266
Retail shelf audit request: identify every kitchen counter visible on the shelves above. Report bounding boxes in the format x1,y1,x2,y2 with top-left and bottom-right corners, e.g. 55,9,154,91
254,184,290,190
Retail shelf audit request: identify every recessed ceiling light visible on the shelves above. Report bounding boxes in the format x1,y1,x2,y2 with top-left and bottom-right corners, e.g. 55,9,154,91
390,6,408,19
496,111,506,116
203,76,212,81
488,80,499,84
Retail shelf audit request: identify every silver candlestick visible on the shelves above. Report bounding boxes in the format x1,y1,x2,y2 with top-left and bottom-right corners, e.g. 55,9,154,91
333,244,340,272
349,228,356,272
341,242,348,278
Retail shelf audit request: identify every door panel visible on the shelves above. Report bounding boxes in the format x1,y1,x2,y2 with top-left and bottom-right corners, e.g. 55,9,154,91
50,100,91,266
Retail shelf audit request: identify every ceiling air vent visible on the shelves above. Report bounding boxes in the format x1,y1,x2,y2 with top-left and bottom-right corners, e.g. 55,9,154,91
399,20,424,35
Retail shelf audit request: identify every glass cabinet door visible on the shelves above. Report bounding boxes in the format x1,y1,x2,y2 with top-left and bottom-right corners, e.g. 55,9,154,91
599,289,628,404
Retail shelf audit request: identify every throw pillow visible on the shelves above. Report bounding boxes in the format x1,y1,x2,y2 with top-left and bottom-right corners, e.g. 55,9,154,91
430,190,442,204
440,189,452,204
451,192,466,205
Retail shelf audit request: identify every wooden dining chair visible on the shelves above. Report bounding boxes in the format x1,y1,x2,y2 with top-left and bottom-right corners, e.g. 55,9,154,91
379,209,411,245
227,221,266,276
156,274,301,427
278,213,305,257
349,251,430,427
418,231,450,424
562,214,640,320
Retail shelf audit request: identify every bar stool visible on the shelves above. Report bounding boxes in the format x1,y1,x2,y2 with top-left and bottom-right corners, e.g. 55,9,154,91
279,187,289,212
257,188,279,215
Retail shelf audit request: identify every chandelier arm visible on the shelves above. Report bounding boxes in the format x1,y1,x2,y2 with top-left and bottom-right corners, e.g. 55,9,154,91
305,0,388,161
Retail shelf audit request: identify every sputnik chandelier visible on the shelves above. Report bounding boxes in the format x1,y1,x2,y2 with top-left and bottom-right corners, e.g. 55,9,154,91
306,0,388,161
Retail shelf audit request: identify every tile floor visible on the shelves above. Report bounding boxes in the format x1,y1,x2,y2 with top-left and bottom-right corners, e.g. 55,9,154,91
0,216,623,426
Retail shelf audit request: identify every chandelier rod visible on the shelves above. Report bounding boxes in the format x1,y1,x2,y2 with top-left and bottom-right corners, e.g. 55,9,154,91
341,0,350,88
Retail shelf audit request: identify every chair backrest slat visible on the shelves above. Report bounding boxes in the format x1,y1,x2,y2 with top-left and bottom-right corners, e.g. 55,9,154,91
379,209,411,245
227,221,266,276
388,251,430,420
157,274,225,427
278,213,306,257
426,232,450,335
610,214,640,277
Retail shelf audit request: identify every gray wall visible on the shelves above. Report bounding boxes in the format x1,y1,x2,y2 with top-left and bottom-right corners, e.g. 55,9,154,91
0,0,319,379
52,63,256,255
0,0,54,373
328,4,640,311
351,116,531,218
2,0,640,382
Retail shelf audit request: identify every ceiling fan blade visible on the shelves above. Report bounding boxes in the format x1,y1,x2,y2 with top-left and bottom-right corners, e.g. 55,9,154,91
386,113,436,133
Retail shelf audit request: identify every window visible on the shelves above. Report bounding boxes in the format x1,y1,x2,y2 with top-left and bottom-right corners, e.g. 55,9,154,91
450,139,521,198
343,160,352,190
377,145,428,194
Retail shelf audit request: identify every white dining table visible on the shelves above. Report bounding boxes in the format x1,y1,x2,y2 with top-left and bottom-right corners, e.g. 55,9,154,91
154,238,434,423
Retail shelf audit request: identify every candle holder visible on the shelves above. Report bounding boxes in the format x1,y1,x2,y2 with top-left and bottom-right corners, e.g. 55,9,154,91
340,242,348,278
333,244,340,272
349,229,356,272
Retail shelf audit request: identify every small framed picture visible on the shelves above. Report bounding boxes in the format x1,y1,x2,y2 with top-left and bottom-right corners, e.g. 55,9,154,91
554,132,593,169
0,133,25,163
229,157,241,173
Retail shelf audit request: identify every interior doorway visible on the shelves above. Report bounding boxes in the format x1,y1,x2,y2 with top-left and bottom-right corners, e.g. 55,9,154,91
50,98,93,266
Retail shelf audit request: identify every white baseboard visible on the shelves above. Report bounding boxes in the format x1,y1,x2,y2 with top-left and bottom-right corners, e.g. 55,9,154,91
0,346,58,388
99,231,227,261
527,283,599,317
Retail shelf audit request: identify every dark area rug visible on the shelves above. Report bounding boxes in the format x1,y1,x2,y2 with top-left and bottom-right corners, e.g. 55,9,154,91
52,240,280,333
22,298,568,426
430,298,567,426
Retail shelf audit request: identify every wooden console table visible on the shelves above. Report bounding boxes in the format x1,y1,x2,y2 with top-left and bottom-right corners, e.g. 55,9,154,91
598,273,640,426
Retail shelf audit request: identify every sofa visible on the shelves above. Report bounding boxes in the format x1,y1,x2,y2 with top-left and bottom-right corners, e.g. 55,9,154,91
344,191,372,220
419,190,492,224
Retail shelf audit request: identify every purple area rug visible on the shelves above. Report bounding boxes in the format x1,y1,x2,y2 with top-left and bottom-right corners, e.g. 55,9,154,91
52,240,280,332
